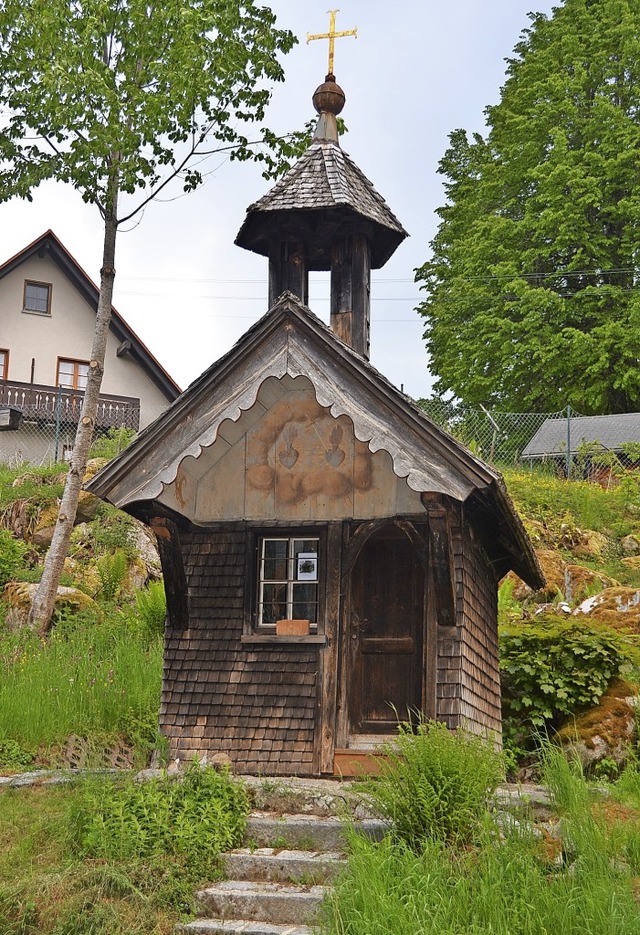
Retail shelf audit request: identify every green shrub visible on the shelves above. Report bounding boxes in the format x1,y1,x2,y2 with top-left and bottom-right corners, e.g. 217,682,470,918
500,616,640,729
71,762,249,879
89,427,136,461
0,737,34,770
135,581,167,639
362,720,503,850
0,529,28,587
89,508,137,558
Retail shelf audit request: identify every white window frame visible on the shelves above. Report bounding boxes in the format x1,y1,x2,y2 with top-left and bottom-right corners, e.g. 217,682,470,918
257,535,319,629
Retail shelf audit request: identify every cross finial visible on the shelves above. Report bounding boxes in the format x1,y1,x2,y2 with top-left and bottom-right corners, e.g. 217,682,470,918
307,10,357,77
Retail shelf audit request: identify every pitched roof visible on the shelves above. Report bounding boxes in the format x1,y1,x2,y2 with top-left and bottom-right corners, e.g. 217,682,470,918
0,230,181,401
522,412,640,459
87,291,542,589
235,139,408,269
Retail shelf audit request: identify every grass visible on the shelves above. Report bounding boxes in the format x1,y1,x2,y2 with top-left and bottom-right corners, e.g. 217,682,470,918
0,609,162,768
503,465,640,541
322,740,640,935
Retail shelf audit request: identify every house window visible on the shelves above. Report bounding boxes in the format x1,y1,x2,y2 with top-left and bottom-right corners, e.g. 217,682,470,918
23,281,52,315
257,536,320,628
0,349,7,380
57,358,89,391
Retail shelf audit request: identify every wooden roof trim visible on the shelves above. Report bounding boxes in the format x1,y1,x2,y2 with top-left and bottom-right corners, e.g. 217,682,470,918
0,230,181,401
86,293,498,506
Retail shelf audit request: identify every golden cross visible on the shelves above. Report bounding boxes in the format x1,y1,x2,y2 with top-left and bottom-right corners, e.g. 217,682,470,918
307,10,357,76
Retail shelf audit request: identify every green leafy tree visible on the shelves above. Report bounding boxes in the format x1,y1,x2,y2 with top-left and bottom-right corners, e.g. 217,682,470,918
0,0,297,633
416,0,640,414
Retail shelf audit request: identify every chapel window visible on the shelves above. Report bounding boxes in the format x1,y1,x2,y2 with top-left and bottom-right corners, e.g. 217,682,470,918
257,536,319,630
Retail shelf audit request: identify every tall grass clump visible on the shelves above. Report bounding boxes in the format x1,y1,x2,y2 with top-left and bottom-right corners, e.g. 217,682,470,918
0,609,162,757
363,720,503,849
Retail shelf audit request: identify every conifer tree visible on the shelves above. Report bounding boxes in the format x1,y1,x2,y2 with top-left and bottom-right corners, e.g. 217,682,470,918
417,0,640,414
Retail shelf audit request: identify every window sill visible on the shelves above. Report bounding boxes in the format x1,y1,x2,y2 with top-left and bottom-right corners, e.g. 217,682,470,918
241,635,327,646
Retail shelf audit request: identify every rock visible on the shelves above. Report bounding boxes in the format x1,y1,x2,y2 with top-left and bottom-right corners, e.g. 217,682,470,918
555,680,638,771
11,472,46,489
510,551,616,604
31,525,55,548
572,530,609,560
573,587,640,630
75,490,102,523
127,521,162,582
83,458,108,480
210,752,233,770
564,565,619,603
509,549,566,601
621,535,640,555
31,503,60,547
2,582,102,630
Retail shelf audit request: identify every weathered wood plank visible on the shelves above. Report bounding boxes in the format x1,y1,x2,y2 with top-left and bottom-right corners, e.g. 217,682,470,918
318,522,342,774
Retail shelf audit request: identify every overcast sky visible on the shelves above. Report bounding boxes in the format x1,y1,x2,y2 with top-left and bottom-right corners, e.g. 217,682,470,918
0,1,557,398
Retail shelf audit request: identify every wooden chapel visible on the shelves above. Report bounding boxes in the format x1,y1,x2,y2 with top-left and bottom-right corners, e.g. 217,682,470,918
87,60,543,777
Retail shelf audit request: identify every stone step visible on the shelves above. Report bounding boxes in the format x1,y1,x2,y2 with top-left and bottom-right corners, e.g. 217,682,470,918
223,847,345,884
176,921,313,935
193,881,326,926
245,813,387,851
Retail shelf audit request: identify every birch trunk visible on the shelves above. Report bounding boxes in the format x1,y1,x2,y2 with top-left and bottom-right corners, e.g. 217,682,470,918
28,181,119,635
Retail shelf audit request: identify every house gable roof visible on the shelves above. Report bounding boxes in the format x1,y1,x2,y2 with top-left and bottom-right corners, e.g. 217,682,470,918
235,139,408,269
522,412,640,459
87,292,542,589
0,230,181,401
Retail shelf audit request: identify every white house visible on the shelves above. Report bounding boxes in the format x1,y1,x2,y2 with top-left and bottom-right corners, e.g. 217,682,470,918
0,230,180,465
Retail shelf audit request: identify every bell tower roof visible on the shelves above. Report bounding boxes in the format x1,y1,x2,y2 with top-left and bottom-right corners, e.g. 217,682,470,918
234,133,407,270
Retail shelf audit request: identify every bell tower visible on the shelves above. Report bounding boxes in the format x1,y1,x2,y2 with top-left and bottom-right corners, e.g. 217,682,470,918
235,17,407,360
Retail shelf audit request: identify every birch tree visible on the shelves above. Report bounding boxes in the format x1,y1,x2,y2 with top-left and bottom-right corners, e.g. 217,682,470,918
0,0,296,632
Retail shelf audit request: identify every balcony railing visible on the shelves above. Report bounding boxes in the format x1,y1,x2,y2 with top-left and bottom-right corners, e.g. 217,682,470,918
0,380,140,431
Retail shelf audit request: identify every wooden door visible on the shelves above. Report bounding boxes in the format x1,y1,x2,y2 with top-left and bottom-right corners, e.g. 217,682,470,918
349,526,424,734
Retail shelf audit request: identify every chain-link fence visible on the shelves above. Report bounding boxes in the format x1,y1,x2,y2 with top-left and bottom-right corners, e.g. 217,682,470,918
0,394,167,468
418,399,640,479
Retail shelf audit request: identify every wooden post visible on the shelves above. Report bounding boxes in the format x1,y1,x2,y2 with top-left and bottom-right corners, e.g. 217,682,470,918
268,240,309,306
150,516,189,631
330,234,371,359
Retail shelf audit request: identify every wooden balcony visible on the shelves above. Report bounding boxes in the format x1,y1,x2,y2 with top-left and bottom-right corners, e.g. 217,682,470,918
0,380,140,431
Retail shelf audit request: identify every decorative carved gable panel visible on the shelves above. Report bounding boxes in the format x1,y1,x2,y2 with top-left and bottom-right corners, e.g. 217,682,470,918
160,375,422,522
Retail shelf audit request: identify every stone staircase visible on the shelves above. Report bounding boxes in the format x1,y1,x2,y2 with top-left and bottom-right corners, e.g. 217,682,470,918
176,810,387,935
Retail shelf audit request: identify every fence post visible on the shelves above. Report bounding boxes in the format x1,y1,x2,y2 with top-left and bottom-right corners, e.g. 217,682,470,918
54,384,63,463
566,404,572,480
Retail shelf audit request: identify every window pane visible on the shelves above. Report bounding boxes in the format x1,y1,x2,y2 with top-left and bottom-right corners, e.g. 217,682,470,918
76,364,89,390
262,540,288,581
293,539,318,556
25,282,50,313
263,557,287,581
260,583,287,624
57,361,75,387
292,583,318,623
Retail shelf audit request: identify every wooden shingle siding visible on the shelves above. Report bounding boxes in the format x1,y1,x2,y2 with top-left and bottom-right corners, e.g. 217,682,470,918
457,514,502,740
161,527,318,774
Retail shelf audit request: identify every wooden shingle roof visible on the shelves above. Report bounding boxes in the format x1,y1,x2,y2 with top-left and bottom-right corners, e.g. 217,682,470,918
235,139,408,269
